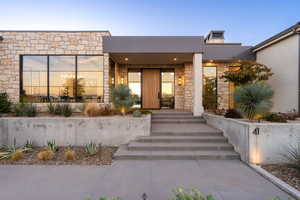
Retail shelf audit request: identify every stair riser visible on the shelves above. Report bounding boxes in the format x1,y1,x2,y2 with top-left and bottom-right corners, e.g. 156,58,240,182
128,146,234,151
114,155,240,160
151,132,222,136
152,121,205,124
137,139,227,143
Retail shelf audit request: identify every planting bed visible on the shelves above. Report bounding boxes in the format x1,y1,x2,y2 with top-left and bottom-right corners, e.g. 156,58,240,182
262,164,300,191
0,146,117,165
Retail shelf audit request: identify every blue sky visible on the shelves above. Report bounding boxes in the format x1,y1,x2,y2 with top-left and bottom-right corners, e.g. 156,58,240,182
1,0,300,45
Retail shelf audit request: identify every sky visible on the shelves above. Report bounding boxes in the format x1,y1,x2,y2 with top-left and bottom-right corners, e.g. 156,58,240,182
1,0,300,45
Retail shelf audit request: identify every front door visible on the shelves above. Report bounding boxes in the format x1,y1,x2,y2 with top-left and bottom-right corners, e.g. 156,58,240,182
142,69,160,109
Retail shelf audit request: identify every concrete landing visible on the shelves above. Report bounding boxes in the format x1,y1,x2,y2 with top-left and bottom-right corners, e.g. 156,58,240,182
0,160,293,200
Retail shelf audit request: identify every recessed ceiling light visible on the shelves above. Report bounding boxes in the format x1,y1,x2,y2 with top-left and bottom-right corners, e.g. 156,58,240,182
209,60,214,62
125,57,129,61
173,58,177,61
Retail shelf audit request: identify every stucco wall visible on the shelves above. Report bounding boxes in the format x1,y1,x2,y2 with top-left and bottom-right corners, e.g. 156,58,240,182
0,31,111,103
256,34,300,112
0,115,151,147
203,113,300,164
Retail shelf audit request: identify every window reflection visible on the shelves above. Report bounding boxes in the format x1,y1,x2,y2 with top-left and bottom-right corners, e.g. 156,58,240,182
22,56,48,102
49,56,76,102
203,66,217,110
161,71,175,109
77,56,104,102
128,71,141,108
21,55,104,103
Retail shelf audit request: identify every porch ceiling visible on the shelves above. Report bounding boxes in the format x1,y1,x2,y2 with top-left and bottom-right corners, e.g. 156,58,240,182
110,53,193,65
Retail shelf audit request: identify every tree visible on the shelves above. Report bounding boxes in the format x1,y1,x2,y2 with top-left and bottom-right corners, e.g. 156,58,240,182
111,84,133,114
234,82,274,120
221,61,273,86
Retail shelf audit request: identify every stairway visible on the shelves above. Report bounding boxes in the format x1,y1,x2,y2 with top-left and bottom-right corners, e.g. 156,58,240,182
114,111,240,160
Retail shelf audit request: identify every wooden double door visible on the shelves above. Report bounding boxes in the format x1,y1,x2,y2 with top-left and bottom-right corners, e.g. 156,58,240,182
142,69,161,109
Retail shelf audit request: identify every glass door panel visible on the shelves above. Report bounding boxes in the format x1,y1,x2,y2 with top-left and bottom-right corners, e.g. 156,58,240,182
161,71,175,109
128,70,141,108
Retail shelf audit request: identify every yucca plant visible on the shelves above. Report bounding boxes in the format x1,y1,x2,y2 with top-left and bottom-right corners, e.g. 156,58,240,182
46,140,59,152
111,84,133,115
170,188,215,200
234,82,273,120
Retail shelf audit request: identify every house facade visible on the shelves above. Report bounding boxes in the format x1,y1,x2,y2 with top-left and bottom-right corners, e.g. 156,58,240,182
0,29,256,116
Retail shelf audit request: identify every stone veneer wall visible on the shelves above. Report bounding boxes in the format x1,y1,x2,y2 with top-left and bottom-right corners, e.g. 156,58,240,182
217,65,230,110
184,63,193,110
0,31,110,103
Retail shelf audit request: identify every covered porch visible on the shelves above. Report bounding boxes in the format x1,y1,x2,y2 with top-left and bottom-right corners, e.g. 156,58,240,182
104,36,205,116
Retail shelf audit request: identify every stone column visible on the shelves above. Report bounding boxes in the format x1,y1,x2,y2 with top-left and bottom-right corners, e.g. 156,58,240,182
193,53,204,116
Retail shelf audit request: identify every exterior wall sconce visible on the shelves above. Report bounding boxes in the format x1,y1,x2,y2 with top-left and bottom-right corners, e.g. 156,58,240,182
120,76,125,84
111,77,115,85
178,76,184,86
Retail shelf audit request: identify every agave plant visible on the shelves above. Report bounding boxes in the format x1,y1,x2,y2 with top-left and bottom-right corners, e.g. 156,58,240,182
281,139,300,171
0,138,32,160
234,82,274,120
85,141,99,156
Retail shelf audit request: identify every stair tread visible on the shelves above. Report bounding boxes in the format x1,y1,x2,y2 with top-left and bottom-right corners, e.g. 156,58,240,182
137,135,225,139
129,142,232,147
115,150,239,156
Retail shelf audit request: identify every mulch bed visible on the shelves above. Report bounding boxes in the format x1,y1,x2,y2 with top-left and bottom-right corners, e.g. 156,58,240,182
0,146,118,165
262,164,300,191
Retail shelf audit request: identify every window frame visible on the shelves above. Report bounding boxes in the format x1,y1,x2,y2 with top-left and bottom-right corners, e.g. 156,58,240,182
20,54,104,103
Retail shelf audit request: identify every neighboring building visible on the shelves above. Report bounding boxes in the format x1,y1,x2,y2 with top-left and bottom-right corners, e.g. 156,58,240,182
253,22,300,113
1,22,299,116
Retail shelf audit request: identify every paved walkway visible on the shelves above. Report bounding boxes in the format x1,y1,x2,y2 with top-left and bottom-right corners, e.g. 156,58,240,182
0,160,293,200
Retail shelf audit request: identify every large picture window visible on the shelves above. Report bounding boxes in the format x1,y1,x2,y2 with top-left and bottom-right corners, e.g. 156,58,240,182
21,55,104,103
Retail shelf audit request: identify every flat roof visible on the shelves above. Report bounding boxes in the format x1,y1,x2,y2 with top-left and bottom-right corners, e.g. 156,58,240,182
204,43,255,61
103,36,205,53
253,22,300,51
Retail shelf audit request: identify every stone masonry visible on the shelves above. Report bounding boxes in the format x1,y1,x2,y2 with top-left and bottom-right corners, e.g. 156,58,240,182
0,31,110,103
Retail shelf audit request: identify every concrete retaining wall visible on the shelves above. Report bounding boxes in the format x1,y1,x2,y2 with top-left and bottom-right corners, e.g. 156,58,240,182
0,115,151,147
203,113,300,164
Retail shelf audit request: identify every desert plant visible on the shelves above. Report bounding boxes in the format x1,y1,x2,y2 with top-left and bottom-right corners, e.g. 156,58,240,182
47,103,55,114
234,82,274,120
37,150,55,161
170,188,215,200
85,141,99,156
25,140,34,149
46,140,59,152
224,109,243,119
10,151,24,161
282,139,300,171
111,84,133,115
132,110,142,117
221,61,273,86
0,139,32,160
64,150,75,161
264,113,287,123
0,92,11,113
84,103,101,117
61,104,73,117
54,104,63,115
13,103,37,117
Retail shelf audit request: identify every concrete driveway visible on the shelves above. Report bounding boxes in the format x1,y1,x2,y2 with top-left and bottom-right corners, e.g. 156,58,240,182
0,160,293,200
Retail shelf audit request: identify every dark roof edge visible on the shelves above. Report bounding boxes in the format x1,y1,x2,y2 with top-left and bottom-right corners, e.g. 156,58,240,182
104,51,204,54
205,43,242,46
253,22,300,51
0,30,111,33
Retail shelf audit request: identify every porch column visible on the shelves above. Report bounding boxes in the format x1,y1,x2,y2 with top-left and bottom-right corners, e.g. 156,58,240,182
193,53,204,116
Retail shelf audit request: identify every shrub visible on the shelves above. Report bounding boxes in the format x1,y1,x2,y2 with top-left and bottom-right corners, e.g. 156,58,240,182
264,113,287,123
132,110,142,117
0,92,11,113
224,109,243,119
64,150,75,161
37,150,55,161
47,103,55,114
25,140,34,149
111,84,133,114
170,188,215,200
61,104,73,117
84,103,101,117
10,151,23,161
46,140,59,152
54,104,63,115
85,142,99,156
13,103,38,117
234,83,274,120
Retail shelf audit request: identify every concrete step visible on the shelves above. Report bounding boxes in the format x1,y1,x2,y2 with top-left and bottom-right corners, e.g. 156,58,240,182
152,115,198,119
136,136,227,143
151,118,206,124
151,131,222,136
152,111,192,116
128,142,234,151
114,148,240,160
